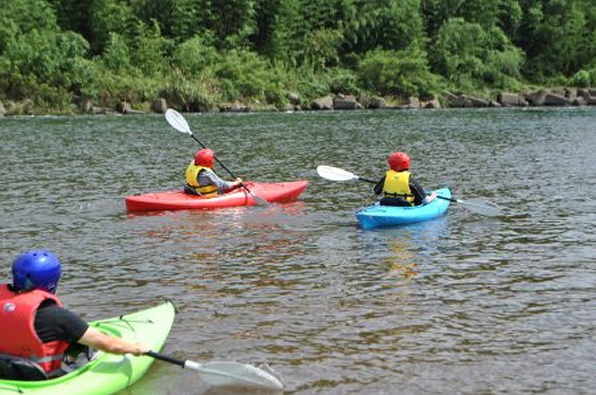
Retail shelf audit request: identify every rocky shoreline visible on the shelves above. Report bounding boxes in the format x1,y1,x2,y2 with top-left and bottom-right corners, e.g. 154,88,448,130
1,87,596,117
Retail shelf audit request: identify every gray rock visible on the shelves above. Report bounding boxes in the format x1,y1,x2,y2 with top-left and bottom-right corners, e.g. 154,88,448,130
543,93,569,106
572,97,586,106
152,98,168,113
287,92,300,105
311,95,334,110
525,89,549,106
333,95,362,110
407,96,420,109
468,96,489,107
423,98,441,109
445,92,468,107
565,87,578,99
368,97,387,109
578,89,591,100
498,93,523,106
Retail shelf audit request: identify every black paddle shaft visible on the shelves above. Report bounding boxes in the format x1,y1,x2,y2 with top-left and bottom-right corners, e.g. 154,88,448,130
189,135,239,180
189,133,269,206
358,176,376,184
146,351,186,368
356,176,456,202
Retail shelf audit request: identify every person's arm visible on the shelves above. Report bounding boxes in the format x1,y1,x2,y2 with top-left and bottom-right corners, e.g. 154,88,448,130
35,304,149,356
199,170,240,194
410,177,436,204
77,327,149,356
373,176,385,195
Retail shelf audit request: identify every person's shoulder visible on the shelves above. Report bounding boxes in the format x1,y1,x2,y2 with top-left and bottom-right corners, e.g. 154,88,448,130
39,302,85,322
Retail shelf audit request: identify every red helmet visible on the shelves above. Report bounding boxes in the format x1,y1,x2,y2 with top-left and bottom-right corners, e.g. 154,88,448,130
388,152,410,171
194,148,214,167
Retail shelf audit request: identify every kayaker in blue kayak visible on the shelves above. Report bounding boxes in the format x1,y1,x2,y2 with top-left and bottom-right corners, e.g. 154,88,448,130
0,250,150,380
373,152,437,206
184,148,243,196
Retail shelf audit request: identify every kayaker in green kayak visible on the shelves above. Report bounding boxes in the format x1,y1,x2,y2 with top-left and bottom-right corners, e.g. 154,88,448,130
0,250,150,381
373,152,437,207
184,148,243,196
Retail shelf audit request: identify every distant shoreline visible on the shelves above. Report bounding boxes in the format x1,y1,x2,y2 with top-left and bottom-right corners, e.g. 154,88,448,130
1,87,595,117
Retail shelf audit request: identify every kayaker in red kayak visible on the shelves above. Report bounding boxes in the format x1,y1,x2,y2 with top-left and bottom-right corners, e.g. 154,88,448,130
373,152,437,207
184,148,243,196
0,250,149,380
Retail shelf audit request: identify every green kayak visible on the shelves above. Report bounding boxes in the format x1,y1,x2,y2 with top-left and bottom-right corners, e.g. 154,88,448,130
0,300,176,395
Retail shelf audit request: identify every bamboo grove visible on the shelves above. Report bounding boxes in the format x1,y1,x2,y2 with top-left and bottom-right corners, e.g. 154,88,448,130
1,0,595,113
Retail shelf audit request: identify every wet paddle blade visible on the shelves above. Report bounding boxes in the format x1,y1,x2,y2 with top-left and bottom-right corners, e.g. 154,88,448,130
458,198,502,217
185,360,284,390
249,191,270,206
165,109,192,135
316,165,358,181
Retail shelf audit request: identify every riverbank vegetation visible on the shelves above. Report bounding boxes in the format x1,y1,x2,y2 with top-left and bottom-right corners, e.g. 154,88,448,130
1,0,595,114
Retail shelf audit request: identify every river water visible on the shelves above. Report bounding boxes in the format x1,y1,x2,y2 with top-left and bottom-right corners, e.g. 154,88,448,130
1,108,595,394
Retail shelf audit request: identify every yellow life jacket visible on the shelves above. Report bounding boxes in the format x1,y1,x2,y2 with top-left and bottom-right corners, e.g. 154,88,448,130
185,161,218,196
383,170,415,204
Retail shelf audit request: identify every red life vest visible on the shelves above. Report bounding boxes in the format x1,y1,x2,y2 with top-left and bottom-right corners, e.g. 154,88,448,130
0,284,70,377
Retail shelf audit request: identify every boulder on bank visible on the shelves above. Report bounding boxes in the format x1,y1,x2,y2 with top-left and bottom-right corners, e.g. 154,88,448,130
0,101,5,117
543,93,569,106
333,94,362,110
117,101,145,114
219,102,249,112
468,96,488,107
422,97,441,109
445,92,469,107
498,93,528,107
311,95,334,110
287,92,300,105
152,98,168,113
524,89,549,106
406,96,421,109
367,97,387,109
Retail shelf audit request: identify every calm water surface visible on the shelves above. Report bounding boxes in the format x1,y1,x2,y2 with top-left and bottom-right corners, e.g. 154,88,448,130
1,108,595,394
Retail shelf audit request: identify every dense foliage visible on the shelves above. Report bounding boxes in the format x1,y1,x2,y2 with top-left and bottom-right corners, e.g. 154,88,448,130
1,0,595,113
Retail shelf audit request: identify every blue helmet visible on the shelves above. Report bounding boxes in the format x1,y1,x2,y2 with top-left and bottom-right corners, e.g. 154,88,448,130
12,250,61,293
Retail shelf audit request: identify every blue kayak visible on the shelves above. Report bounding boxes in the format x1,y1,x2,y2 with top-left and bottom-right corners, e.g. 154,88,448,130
356,188,451,230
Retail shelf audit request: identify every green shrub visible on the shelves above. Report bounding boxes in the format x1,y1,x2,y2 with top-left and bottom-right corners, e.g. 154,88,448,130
570,69,596,87
172,35,219,76
358,47,441,98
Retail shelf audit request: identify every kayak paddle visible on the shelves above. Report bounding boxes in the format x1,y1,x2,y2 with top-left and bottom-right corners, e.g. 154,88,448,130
146,351,283,390
165,109,270,207
316,165,502,217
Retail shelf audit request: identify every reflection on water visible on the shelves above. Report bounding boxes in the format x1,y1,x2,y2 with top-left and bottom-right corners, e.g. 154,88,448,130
1,108,595,394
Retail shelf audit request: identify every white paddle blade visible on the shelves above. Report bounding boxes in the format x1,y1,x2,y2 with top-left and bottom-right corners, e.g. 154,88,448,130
458,199,502,217
165,109,192,135
316,165,358,182
185,361,283,390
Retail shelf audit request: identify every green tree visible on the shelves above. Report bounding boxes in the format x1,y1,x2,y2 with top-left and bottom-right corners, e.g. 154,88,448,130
515,0,595,79
0,0,58,54
358,46,441,98
344,0,425,54
431,18,523,90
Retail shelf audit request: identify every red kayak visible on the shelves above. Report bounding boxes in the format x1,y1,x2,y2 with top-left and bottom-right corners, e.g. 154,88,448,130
125,180,308,212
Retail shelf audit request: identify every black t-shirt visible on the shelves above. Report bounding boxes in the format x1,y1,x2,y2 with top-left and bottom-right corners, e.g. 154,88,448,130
34,300,89,344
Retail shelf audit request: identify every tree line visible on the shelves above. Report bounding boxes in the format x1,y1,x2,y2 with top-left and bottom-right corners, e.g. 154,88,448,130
1,0,595,114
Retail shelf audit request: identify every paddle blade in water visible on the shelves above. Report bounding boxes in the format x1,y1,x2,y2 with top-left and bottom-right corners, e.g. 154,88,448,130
249,191,271,207
316,165,357,181
459,198,502,217
165,109,192,135
186,361,283,390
